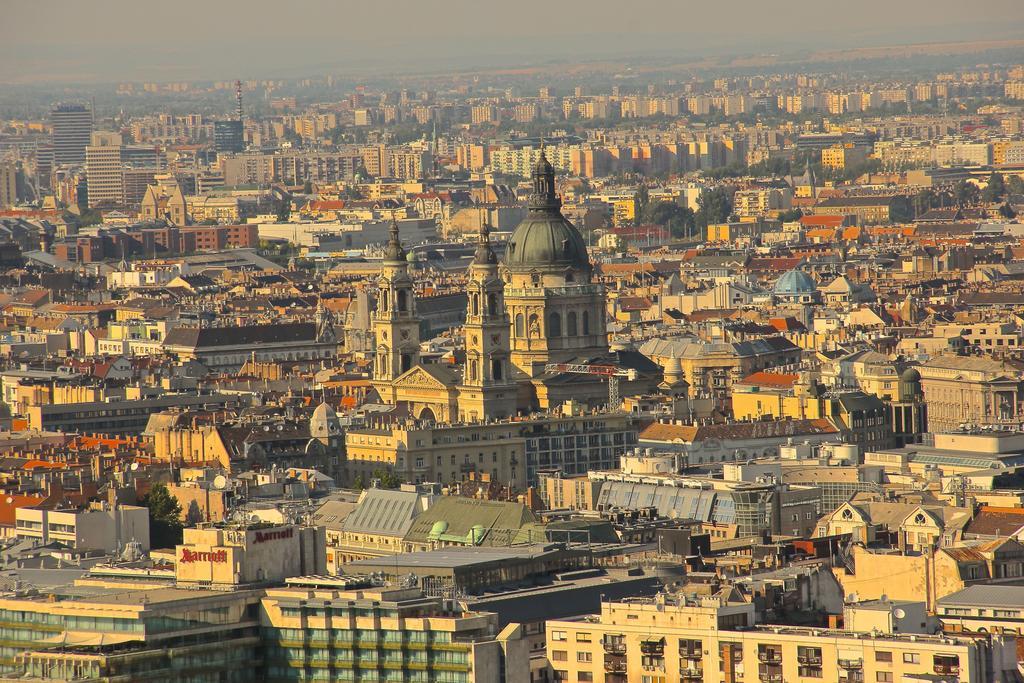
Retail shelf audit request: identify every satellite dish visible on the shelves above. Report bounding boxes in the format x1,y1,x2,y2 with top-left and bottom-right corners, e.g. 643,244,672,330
213,475,228,490
846,592,859,603
880,594,888,603
893,608,906,619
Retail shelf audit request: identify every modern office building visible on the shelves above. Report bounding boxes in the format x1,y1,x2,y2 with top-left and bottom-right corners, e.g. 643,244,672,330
50,103,93,166
214,120,245,154
0,584,264,681
85,132,124,207
261,580,528,683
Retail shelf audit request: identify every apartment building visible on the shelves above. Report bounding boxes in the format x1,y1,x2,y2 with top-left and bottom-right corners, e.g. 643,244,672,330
261,581,528,683
544,593,1019,683
14,504,150,552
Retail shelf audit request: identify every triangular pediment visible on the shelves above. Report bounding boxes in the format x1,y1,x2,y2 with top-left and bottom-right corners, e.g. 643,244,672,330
392,364,454,390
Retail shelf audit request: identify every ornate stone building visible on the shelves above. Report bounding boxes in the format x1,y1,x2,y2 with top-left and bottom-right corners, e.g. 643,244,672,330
368,151,661,424
503,152,608,378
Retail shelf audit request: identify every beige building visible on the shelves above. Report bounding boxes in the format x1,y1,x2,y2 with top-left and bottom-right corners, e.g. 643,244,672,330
85,132,124,207
261,582,528,683
544,592,1019,683
345,410,637,489
918,355,1023,432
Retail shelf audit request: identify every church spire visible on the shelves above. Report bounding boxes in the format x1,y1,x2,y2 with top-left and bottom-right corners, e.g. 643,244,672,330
529,148,559,212
383,219,406,262
472,220,497,266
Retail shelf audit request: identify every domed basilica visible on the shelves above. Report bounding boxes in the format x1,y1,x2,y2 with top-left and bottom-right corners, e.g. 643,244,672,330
370,150,662,423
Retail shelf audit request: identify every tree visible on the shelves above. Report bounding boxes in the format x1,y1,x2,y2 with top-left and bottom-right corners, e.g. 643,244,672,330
777,209,803,223
140,483,183,549
1007,175,1024,197
982,172,1006,203
635,185,650,215
302,180,313,195
999,203,1017,219
352,469,402,490
696,187,734,234
274,197,291,222
913,188,938,217
640,200,696,238
954,180,980,208
371,468,403,489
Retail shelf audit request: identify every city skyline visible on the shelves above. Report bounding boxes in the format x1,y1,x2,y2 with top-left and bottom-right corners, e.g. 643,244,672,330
3,0,1024,84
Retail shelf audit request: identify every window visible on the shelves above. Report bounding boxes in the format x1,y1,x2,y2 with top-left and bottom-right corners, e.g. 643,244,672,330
577,652,592,663
582,311,590,335
551,631,567,642
875,651,892,663
576,633,591,643
876,673,892,683
903,653,919,664
548,312,562,337
515,314,524,337
577,674,593,683
551,650,567,662
567,311,578,336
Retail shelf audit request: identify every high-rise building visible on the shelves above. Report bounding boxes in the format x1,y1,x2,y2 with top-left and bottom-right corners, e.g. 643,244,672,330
50,103,93,166
85,132,124,208
0,159,20,209
214,120,244,154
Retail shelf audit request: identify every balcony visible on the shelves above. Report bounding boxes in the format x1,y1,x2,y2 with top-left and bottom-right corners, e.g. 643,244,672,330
604,655,627,673
603,640,626,655
934,664,960,675
838,658,863,670
680,666,704,679
759,674,783,683
757,651,782,664
797,654,823,665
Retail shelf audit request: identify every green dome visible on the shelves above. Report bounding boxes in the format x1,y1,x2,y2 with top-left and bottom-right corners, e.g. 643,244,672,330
468,524,486,545
428,520,449,538
504,149,590,272
505,214,590,271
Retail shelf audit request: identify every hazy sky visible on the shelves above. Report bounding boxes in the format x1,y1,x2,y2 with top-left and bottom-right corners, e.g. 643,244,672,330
3,0,1024,84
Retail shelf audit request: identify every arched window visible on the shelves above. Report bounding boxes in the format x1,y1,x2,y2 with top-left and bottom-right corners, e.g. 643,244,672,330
528,314,540,337
567,311,578,336
492,359,503,381
487,293,498,316
397,290,408,312
548,312,562,337
471,294,479,316
515,313,524,337
468,360,477,381
381,295,389,311
582,310,591,335
400,353,412,373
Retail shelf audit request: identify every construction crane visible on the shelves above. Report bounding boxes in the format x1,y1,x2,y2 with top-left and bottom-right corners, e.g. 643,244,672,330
544,363,637,410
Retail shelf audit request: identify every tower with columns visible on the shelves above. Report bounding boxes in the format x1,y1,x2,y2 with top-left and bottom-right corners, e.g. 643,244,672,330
371,222,421,402
457,223,517,421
